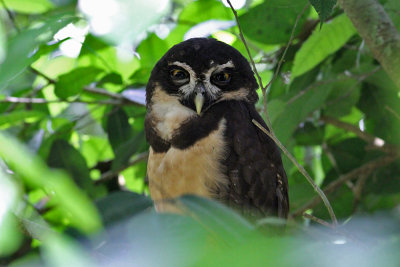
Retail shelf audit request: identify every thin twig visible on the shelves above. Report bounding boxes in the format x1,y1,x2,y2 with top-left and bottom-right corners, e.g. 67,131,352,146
252,119,338,225
95,151,149,184
303,213,335,229
320,116,398,154
0,96,125,106
226,0,264,89
291,155,398,217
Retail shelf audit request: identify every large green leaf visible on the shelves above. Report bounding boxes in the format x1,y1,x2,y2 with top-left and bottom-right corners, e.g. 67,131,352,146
291,13,356,79
239,0,309,44
0,13,77,88
54,67,104,98
0,132,102,233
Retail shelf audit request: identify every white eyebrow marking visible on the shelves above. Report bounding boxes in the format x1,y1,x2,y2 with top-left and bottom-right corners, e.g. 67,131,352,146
203,61,235,98
169,61,197,98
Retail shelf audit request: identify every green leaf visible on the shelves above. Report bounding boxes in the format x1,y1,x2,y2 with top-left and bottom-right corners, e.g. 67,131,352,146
272,74,334,144
179,0,232,23
47,139,96,197
291,14,356,79
54,67,104,98
309,0,336,23
96,191,153,226
106,108,133,152
239,0,309,44
0,110,45,128
111,131,146,171
0,171,22,257
2,0,54,14
0,13,77,88
0,132,102,233
136,34,169,70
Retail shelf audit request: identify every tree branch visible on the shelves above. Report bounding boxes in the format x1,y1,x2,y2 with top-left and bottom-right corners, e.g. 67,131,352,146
337,0,400,89
291,154,399,217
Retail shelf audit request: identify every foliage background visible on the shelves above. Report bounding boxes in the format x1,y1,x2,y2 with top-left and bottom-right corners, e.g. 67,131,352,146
0,0,399,266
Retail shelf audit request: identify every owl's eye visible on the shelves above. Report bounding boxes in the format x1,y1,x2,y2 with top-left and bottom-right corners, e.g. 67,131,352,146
212,71,231,85
170,69,189,84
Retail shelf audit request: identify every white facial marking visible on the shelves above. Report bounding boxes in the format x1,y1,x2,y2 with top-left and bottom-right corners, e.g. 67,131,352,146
169,61,197,98
169,60,235,100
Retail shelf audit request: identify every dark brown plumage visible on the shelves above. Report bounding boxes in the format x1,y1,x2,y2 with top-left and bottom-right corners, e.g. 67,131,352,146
145,38,288,218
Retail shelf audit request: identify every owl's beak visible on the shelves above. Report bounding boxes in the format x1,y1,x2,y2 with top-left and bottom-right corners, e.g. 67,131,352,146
194,82,205,115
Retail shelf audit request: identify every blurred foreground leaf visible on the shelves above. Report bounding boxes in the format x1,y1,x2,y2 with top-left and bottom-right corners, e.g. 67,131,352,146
0,132,102,234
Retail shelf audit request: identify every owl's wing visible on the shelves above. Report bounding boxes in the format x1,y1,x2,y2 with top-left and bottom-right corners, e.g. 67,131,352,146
218,101,289,218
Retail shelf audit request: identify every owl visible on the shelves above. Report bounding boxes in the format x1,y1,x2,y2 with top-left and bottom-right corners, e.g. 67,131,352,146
144,38,288,218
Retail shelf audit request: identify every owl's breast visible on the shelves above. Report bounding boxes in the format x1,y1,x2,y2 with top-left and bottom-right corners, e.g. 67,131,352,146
147,119,227,212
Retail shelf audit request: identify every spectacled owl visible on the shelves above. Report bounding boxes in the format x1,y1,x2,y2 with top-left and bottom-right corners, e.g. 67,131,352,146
145,38,288,218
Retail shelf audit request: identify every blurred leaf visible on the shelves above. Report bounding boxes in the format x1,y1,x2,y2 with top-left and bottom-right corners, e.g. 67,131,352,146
106,108,133,152
47,139,96,197
239,0,309,44
80,0,171,45
0,132,102,233
0,110,45,128
292,13,356,79
0,171,22,257
0,13,77,88
309,0,336,23
54,67,104,98
0,19,5,64
95,191,152,226
42,234,95,267
178,195,255,241
2,0,54,14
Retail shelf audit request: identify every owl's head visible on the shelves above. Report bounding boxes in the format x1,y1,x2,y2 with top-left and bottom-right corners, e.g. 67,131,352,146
146,38,259,115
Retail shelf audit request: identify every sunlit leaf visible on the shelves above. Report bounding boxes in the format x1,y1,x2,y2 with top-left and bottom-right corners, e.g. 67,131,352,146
291,13,356,79
0,13,77,88
0,110,46,128
2,0,54,14
54,67,104,98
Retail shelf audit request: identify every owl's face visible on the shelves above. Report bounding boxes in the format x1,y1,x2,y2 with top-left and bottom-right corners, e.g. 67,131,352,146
146,38,258,115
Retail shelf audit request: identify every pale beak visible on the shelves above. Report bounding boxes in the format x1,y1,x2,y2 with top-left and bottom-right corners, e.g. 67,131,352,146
194,82,206,115
194,92,205,115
